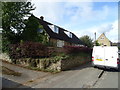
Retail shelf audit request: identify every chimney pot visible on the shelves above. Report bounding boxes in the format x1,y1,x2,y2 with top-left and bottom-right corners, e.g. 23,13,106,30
40,16,44,20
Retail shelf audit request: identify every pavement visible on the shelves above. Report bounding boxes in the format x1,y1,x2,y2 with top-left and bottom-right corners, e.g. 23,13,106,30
1,61,51,88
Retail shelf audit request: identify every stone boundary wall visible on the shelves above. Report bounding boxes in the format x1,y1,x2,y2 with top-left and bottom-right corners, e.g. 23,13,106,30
61,56,91,70
0,53,11,62
1,53,91,72
15,58,61,71
10,55,91,72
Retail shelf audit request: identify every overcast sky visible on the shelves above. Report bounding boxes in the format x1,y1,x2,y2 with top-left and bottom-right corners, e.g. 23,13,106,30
31,0,118,43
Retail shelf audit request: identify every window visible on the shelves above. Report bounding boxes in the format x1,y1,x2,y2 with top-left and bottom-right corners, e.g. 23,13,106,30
69,32,72,38
37,28,43,33
48,25,54,31
57,40,64,47
64,31,72,38
101,37,104,40
54,26,59,33
48,25,59,34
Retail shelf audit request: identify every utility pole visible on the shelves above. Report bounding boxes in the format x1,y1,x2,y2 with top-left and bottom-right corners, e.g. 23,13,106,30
94,32,96,46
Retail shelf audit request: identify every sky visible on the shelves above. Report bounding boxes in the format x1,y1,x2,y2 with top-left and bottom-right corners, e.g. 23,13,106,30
31,0,118,43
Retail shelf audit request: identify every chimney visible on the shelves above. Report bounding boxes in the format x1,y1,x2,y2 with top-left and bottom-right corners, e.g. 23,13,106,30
40,16,44,20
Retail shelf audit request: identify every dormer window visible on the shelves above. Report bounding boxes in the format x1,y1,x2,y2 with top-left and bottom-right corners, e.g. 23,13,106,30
48,25,59,34
69,32,72,38
54,25,59,33
48,25,54,31
64,31,72,38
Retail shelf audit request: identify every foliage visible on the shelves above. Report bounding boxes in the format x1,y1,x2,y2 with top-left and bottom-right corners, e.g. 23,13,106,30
2,1,35,52
2,37,11,53
22,14,39,41
41,54,69,63
0,2,2,26
79,35,93,48
26,66,60,73
36,25,49,45
22,15,49,45
118,47,120,50
63,45,92,54
9,42,52,59
94,40,101,46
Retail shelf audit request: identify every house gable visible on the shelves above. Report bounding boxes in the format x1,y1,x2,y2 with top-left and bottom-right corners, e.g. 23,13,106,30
97,33,111,46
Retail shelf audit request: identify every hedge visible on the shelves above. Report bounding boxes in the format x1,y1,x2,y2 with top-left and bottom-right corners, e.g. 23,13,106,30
63,45,92,54
9,42,53,59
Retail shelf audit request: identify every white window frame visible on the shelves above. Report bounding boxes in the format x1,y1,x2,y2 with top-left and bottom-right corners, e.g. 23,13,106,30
54,26,59,34
64,31,72,38
69,32,72,38
48,25,59,34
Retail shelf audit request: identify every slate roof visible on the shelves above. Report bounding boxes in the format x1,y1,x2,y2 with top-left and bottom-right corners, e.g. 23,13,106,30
36,17,84,45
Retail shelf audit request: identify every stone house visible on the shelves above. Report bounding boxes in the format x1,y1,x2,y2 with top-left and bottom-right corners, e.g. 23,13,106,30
97,33,112,46
36,16,84,47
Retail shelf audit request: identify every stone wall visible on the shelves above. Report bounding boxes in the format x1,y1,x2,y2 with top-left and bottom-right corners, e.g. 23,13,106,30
61,55,91,70
14,58,61,71
0,53,11,62
1,53,91,72
9,54,91,72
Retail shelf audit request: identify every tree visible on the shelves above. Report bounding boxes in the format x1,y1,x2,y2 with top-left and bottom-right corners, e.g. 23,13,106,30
79,35,93,48
118,47,120,50
22,15,39,42
94,40,101,46
2,1,35,52
22,15,49,45
2,1,35,43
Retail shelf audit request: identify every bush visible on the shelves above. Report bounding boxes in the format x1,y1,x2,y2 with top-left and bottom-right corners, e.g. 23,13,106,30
118,47,120,50
63,45,92,54
9,42,52,59
79,35,93,48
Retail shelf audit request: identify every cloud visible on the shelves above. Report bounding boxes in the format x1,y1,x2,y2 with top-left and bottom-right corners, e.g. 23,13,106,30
64,3,110,22
31,2,63,23
31,1,116,26
31,1,118,42
62,2,117,29
106,20,118,42
73,20,118,42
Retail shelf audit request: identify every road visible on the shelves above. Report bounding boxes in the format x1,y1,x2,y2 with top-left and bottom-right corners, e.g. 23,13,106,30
1,62,119,88
29,65,118,88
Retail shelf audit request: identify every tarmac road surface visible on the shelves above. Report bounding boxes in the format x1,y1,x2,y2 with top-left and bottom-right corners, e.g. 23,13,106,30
1,61,119,88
